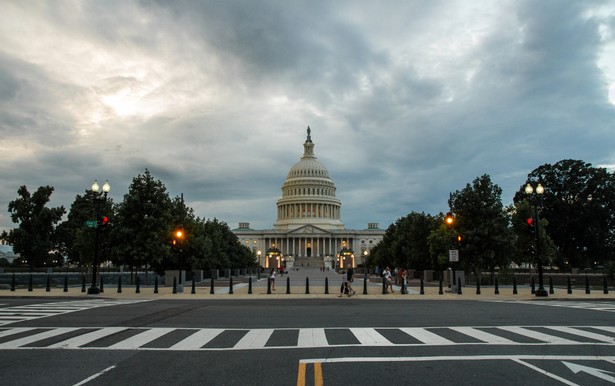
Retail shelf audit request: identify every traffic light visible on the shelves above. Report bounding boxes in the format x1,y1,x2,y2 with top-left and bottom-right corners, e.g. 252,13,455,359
100,216,109,229
527,217,535,235
457,234,462,245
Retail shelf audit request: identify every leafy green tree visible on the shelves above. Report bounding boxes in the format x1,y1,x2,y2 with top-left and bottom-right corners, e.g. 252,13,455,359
449,175,513,275
1,186,65,270
514,160,615,268
56,190,114,267
508,200,556,268
368,212,439,270
110,170,173,277
427,216,455,272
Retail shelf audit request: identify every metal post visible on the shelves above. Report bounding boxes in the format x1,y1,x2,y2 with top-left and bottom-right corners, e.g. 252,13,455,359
530,276,535,294
549,276,554,294
267,276,271,294
28,274,33,292
172,276,177,294
229,276,233,294
154,276,159,294
248,276,252,294
604,276,609,294
117,276,122,293
325,277,329,294
191,277,196,294
10,273,15,292
382,276,387,294
567,276,572,294
476,276,481,295
210,276,215,294
457,277,462,295
585,275,590,294
63,275,68,292
46,274,51,292
513,276,518,295
420,277,424,295
494,276,499,295
81,275,86,293
135,276,140,293
439,272,443,295
286,277,290,294
363,272,368,295
305,277,310,294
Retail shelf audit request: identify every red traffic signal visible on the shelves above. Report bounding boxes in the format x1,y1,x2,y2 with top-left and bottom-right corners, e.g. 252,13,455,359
526,218,533,226
101,216,109,226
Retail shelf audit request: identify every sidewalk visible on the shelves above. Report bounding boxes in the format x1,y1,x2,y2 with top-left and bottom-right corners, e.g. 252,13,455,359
1,267,612,301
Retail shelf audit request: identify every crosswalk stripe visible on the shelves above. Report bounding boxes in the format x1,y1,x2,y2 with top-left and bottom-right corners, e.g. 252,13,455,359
234,329,274,349
350,328,393,346
297,328,328,348
399,328,454,345
107,328,175,349
449,327,515,344
0,327,36,338
0,327,78,348
546,326,615,343
47,327,129,349
498,326,577,344
169,328,224,350
590,326,615,334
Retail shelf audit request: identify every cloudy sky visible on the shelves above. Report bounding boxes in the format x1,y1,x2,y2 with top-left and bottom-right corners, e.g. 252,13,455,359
1,0,614,233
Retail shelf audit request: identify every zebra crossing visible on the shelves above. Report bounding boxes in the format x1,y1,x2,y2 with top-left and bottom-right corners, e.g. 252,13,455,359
0,325,614,351
0,299,152,326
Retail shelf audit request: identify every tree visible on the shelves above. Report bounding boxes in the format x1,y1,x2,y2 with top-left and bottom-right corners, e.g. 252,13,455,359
1,186,65,269
56,190,114,267
508,200,556,268
368,212,439,270
111,170,173,277
449,175,513,275
514,160,615,268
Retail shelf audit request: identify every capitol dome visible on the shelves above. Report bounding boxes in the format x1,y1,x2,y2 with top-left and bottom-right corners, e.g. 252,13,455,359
274,127,344,230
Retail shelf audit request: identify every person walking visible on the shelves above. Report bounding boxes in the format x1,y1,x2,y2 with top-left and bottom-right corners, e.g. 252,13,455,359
269,268,276,291
346,264,356,296
338,269,347,297
384,266,394,293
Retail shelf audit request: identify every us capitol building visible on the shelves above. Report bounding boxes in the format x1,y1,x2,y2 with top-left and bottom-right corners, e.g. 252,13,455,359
233,127,384,270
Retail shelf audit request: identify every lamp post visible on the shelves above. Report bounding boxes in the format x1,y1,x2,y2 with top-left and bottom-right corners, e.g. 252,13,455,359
89,179,110,295
525,183,548,297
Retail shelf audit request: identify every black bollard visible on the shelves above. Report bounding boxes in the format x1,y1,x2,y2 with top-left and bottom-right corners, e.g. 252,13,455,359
28,274,33,292
172,276,177,294
420,277,425,295
363,272,368,295
513,275,518,295
567,276,572,294
476,277,481,295
63,275,68,292
248,276,252,294
154,276,159,294
46,274,51,292
136,276,140,294
494,276,499,295
81,275,86,293
210,276,215,294
191,277,196,294
382,276,387,294
530,276,535,294
305,277,310,294
585,275,591,294
549,276,554,295
457,277,462,295
117,276,122,293
11,273,15,292
604,276,609,295
267,276,271,294
286,277,290,294
325,277,329,294
229,276,234,295
100,276,104,293
439,273,443,295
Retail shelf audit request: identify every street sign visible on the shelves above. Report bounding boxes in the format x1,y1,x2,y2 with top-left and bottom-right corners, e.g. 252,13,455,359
85,220,98,228
449,249,459,262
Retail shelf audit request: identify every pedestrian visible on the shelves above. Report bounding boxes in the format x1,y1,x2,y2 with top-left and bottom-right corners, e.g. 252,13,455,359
385,266,394,293
269,268,276,291
346,264,356,296
338,269,347,297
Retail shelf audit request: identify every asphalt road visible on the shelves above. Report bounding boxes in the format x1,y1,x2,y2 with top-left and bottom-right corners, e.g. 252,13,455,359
0,297,614,385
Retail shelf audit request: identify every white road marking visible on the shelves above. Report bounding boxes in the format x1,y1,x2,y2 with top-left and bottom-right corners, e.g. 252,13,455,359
47,327,129,349
0,327,78,348
350,328,393,346
497,326,577,344
72,365,116,386
107,328,174,349
169,328,224,350
449,327,515,344
297,328,328,348
233,328,274,349
399,327,454,345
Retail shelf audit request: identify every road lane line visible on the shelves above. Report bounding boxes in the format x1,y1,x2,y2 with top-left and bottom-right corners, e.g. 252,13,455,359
450,327,515,344
512,359,579,386
169,329,224,350
297,328,328,348
107,328,174,350
47,327,129,349
314,362,323,386
497,326,578,344
72,365,116,386
296,362,306,386
233,329,274,349
399,328,453,345
350,328,393,346
0,327,78,348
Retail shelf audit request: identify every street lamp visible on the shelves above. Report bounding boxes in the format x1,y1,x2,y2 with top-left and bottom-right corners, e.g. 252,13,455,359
89,179,110,295
525,182,548,297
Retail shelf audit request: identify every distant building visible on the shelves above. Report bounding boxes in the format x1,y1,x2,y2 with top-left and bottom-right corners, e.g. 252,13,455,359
233,127,384,269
